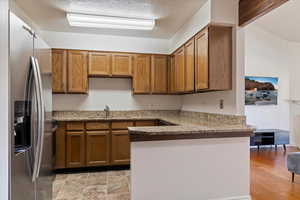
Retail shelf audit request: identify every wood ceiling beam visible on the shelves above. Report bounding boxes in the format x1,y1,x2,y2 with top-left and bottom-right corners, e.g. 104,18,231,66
239,0,289,26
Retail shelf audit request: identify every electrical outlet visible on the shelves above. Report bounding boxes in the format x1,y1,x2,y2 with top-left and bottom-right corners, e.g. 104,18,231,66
220,99,224,109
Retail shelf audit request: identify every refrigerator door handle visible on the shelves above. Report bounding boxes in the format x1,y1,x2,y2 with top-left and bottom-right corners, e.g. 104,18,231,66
24,57,35,177
33,57,45,180
30,56,43,182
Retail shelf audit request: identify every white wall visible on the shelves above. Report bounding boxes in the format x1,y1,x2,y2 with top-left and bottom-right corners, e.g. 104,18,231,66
210,0,238,25
41,31,170,54
43,28,182,111
10,0,40,31
131,137,250,200
181,0,243,115
0,0,10,199
288,42,300,147
53,78,182,111
244,25,290,132
43,0,244,115
43,27,183,112
169,1,211,52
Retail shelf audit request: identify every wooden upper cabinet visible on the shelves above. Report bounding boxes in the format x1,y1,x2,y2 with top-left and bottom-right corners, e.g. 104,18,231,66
88,52,111,77
67,50,88,93
151,55,168,94
184,39,195,92
133,54,151,94
208,25,232,91
112,53,132,77
86,131,110,166
169,56,176,94
52,49,67,93
195,26,232,91
195,28,209,91
66,131,85,168
174,47,185,93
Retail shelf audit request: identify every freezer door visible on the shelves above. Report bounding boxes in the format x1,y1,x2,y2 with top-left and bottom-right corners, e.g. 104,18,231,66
10,12,36,200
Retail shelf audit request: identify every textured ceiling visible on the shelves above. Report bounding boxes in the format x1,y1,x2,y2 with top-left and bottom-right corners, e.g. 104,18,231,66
253,0,300,43
15,0,208,38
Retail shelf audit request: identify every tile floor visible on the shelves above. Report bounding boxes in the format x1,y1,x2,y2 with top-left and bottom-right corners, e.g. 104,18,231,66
53,170,130,200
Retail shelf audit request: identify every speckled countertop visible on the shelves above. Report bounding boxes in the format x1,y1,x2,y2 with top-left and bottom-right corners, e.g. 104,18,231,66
53,110,254,141
128,114,254,141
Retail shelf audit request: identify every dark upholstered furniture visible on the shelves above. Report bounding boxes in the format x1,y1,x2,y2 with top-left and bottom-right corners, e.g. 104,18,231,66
287,152,300,182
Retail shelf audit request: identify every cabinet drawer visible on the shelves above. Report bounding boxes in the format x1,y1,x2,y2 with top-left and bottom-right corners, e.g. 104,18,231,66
135,120,157,127
86,122,110,130
111,121,134,130
66,122,84,131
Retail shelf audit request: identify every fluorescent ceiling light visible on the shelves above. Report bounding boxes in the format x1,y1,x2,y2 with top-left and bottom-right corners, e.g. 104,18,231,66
67,13,155,30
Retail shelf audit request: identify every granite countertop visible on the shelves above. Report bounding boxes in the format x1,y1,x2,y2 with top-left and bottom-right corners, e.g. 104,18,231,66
128,115,254,141
53,116,160,122
52,110,254,142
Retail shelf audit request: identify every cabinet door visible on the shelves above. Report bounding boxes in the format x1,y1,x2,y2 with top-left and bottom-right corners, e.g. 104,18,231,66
184,39,195,92
169,55,176,93
174,47,185,93
112,53,132,77
52,49,67,93
67,50,88,93
88,52,111,77
111,130,130,165
195,28,209,90
133,54,151,94
66,131,85,168
86,131,110,166
55,122,66,169
151,55,168,94
209,25,232,91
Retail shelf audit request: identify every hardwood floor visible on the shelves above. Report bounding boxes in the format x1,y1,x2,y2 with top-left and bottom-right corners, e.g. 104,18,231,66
251,147,300,200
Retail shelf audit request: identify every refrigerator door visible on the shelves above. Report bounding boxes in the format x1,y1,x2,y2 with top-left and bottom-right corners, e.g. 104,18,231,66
10,13,36,200
34,36,53,200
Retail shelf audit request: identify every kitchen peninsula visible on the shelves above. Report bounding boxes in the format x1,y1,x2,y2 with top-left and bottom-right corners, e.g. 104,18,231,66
128,111,253,200
53,110,253,200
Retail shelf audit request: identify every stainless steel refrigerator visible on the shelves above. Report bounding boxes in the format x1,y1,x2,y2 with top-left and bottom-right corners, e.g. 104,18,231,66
10,12,53,200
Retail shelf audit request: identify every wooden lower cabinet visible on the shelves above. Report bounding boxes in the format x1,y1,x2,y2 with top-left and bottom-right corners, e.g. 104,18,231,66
86,131,110,166
55,122,66,169
66,131,85,168
111,130,130,165
55,120,157,169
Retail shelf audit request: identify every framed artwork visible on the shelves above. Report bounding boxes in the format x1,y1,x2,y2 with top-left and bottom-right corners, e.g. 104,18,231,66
245,76,278,105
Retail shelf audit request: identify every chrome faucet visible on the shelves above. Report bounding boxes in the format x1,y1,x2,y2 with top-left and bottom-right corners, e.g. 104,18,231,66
104,105,110,118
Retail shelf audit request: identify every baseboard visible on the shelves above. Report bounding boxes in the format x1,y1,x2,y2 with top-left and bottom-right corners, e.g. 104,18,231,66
210,195,251,200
